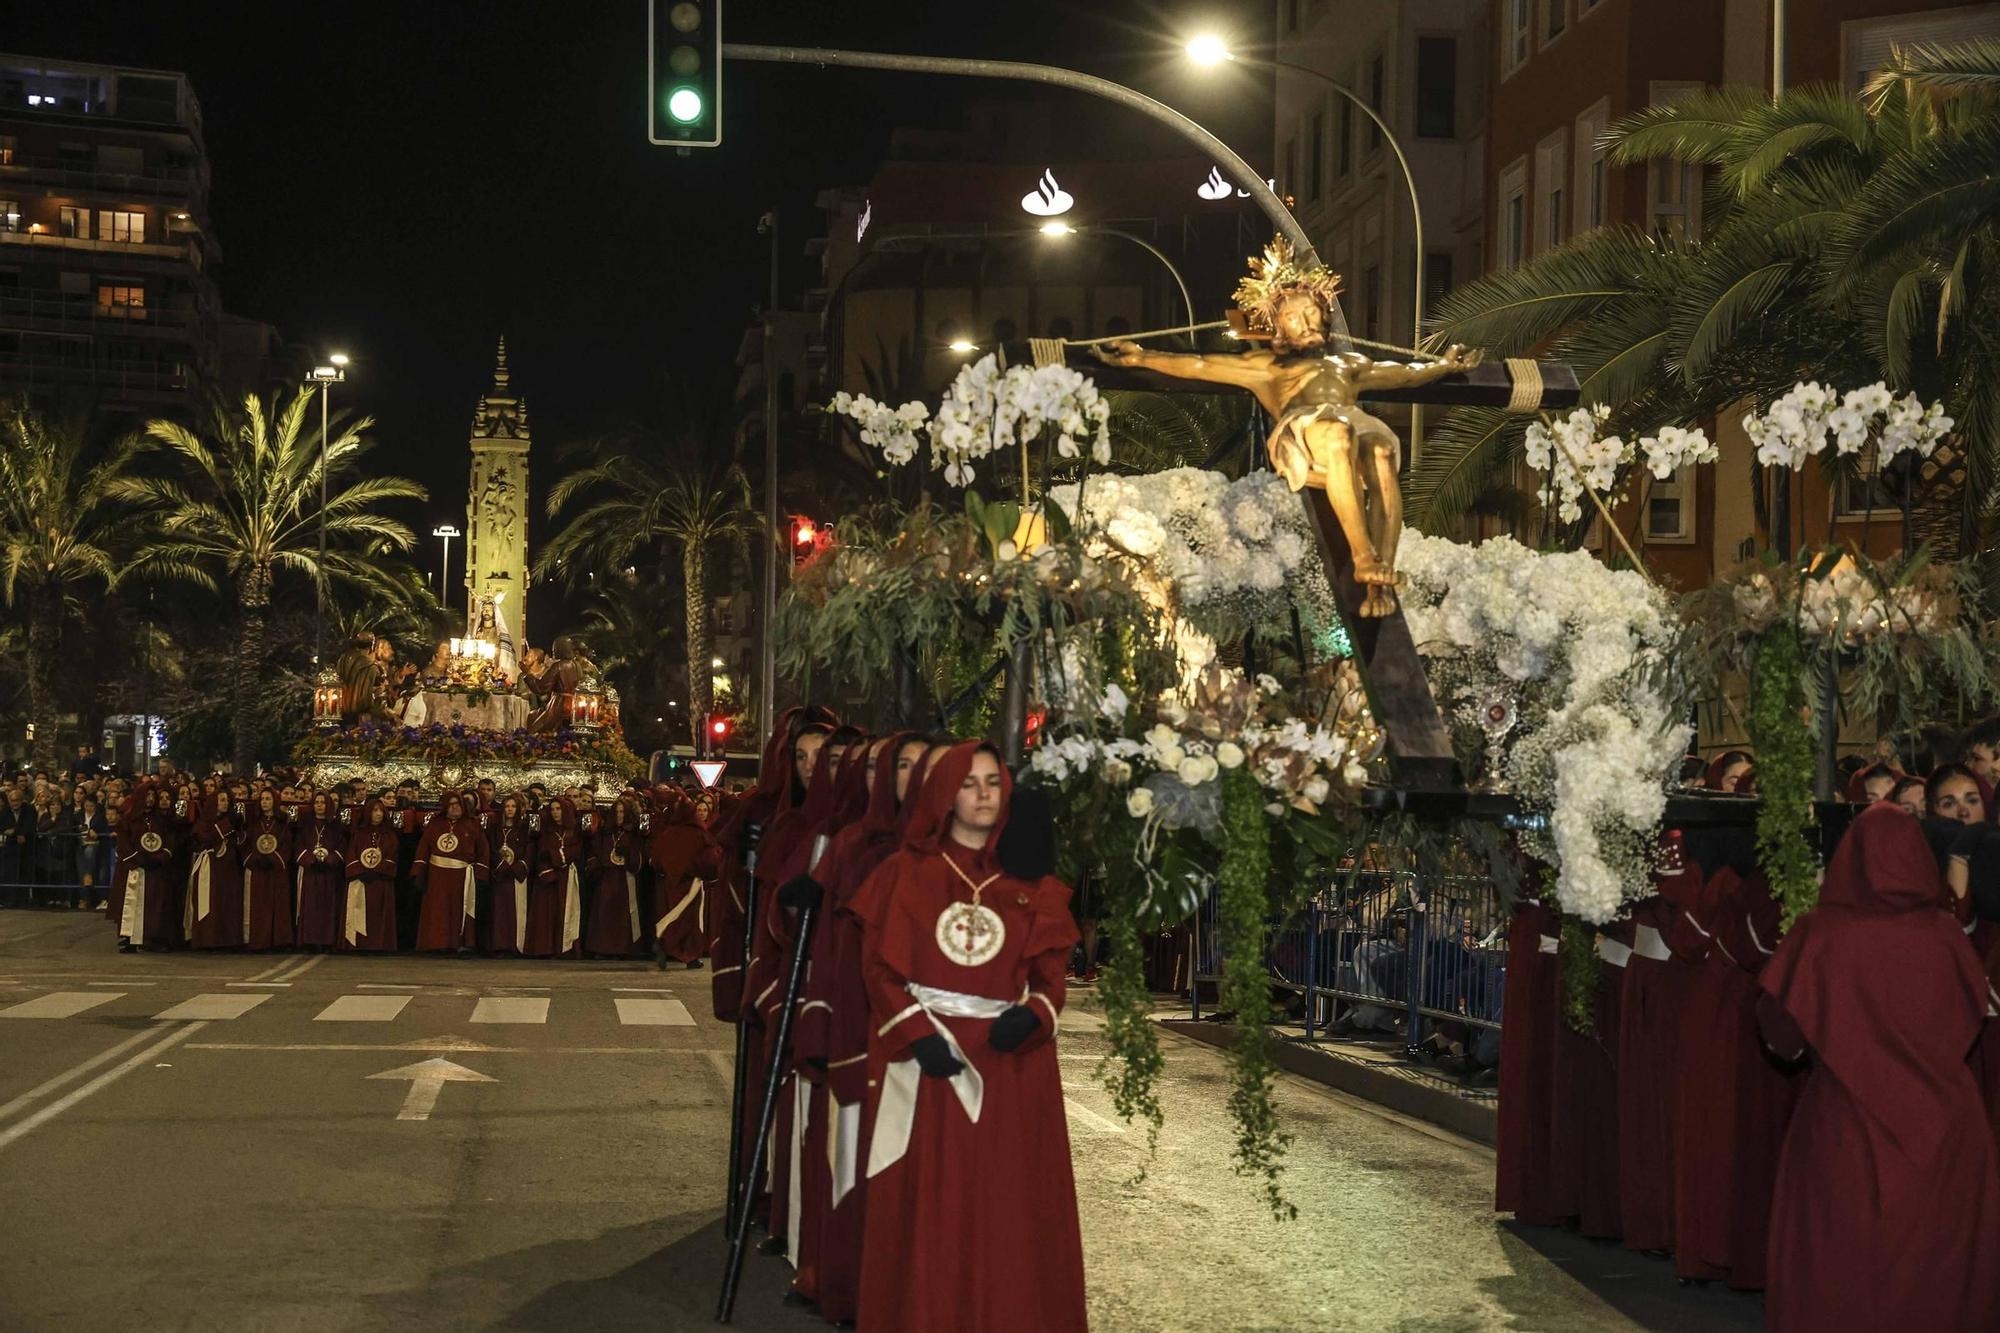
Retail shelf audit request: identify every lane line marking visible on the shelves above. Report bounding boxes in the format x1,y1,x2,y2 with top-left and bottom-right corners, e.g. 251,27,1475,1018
240,957,302,983
357,984,419,990
265,954,328,984
315,995,412,1023
0,1022,208,1153
0,991,123,1020
227,982,290,988
153,993,274,1021
0,1025,169,1122
470,996,549,1024
610,986,675,993
614,997,696,1026
1062,1095,1125,1135
89,981,155,987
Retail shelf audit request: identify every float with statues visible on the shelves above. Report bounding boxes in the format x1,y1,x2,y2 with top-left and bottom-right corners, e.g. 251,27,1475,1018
295,342,641,799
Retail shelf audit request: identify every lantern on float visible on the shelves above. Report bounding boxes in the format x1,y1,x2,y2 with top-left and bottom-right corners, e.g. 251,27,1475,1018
312,667,344,731
604,684,622,731
572,673,604,738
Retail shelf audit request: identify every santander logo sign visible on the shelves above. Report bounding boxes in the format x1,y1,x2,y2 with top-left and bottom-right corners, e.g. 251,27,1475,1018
1020,169,1075,217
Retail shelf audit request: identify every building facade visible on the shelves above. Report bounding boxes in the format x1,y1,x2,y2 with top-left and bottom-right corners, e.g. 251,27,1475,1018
1482,0,2000,585
1276,0,1490,363
0,53,220,416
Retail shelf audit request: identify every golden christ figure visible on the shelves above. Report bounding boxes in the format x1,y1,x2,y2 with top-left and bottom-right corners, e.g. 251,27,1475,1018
1098,238,1479,616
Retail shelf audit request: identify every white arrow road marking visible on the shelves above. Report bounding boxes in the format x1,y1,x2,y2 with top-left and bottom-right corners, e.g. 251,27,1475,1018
1060,1083,1125,1135
366,1057,495,1121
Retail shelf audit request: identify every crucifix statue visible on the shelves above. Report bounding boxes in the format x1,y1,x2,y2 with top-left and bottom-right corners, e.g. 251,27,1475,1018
1097,238,1478,617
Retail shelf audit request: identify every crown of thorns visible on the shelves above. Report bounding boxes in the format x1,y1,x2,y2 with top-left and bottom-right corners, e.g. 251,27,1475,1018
1232,237,1343,332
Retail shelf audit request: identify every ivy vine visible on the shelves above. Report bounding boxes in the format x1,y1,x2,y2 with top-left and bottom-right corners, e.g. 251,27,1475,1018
1748,619,1820,928
1559,912,1599,1035
1217,766,1294,1221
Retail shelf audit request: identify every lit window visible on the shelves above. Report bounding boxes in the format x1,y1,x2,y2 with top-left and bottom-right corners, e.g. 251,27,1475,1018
97,283,145,317
97,210,145,244
0,200,18,232
0,136,14,165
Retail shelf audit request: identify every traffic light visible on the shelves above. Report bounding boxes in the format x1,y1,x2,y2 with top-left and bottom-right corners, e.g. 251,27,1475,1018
791,515,818,567
649,1,723,148
707,713,733,755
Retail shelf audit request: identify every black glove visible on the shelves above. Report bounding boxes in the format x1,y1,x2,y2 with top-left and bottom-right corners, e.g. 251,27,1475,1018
988,1004,1040,1052
805,1055,828,1072
777,875,823,911
909,1033,963,1078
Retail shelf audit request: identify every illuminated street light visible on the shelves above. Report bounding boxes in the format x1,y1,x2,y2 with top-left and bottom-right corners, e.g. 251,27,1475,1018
1039,221,1076,236
947,338,977,354
1185,34,1233,66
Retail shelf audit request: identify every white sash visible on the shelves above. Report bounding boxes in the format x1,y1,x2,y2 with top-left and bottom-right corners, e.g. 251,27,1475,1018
119,864,146,944
561,864,581,954
865,982,1013,1180
1633,923,1671,962
655,876,702,939
512,878,528,954
1596,935,1633,968
190,848,214,924
432,852,477,937
624,870,641,943
344,878,368,946
828,1095,863,1207
786,1077,808,1270
1538,934,1559,954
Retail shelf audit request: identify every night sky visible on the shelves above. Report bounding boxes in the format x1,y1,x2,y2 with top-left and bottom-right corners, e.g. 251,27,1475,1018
10,2,1269,529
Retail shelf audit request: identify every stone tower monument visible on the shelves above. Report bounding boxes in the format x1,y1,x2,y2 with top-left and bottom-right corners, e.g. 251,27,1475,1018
466,337,531,648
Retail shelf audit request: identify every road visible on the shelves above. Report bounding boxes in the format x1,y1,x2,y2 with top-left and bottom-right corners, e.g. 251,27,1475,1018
0,908,1758,1331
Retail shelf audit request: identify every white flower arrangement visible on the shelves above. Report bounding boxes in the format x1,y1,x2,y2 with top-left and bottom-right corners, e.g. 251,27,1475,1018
826,354,1111,488
1742,381,1952,470
1048,467,1334,639
1399,530,1689,923
1523,406,1717,523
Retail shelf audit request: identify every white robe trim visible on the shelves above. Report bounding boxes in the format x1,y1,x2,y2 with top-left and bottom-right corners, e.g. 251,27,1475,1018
865,982,1013,1180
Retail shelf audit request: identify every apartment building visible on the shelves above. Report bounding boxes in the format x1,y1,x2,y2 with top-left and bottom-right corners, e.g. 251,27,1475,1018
0,53,221,416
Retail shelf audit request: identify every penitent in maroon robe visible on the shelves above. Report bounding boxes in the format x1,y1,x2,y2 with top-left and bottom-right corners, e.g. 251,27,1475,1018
184,793,245,950
413,795,490,952
341,803,400,952
854,742,1086,1333
1758,803,2000,1331
293,803,348,950
240,806,296,951
648,792,714,963
1616,838,1702,1252
1552,919,1631,1240
1496,898,1565,1223
484,807,534,956
528,799,584,959
584,800,648,958
116,788,180,949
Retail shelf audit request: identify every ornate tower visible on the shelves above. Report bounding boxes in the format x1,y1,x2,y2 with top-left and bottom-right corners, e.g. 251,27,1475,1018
466,337,531,647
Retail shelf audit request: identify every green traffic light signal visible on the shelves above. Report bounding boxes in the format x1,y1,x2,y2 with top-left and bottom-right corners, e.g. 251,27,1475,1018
668,87,704,124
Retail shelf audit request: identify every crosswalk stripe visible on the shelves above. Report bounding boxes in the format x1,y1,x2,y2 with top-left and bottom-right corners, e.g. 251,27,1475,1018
614,997,695,1026
470,996,549,1024
314,995,412,1023
153,993,273,1021
0,991,122,1020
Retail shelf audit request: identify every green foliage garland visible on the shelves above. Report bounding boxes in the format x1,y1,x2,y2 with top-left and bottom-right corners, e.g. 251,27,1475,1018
1095,899,1166,1173
1559,911,1599,1035
1748,619,1821,928
1217,766,1294,1221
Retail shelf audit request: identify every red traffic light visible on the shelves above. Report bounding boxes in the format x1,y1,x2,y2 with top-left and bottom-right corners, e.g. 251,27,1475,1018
709,715,732,738
793,518,817,546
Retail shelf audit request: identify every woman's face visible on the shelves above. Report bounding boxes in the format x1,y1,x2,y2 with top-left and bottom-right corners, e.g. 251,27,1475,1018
949,750,1005,841
1716,759,1752,793
501,797,521,823
1862,771,1898,803
257,791,277,817
368,804,386,827
894,740,929,802
1934,775,1985,825
313,794,331,819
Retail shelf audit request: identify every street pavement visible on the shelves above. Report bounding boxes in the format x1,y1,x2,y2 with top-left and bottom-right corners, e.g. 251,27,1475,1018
0,907,1760,1331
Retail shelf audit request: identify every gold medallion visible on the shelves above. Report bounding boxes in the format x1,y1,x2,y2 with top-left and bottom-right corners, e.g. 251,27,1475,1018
255,833,278,855
140,831,163,853
437,831,460,854
610,850,627,866
500,845,515,865
934,900,1006,967
359,846,383,869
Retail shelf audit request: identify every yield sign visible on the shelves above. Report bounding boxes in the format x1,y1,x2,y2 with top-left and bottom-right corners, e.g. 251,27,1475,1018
691,760,726,789
367,1057,495,1121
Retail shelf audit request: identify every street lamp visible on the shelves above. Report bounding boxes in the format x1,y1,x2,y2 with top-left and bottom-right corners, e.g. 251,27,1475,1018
305,354,349,666
1034,222,1198,347
1186,36,1430,449
947,337,978,354
432,525,461,617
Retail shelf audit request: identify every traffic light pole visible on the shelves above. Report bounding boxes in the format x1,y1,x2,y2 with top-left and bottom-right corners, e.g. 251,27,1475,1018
720,44,1320,270
759,208,780,750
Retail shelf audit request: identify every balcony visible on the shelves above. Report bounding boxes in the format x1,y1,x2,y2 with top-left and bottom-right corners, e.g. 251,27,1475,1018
0,228,206,270
0,153,199,199
0,290,202,332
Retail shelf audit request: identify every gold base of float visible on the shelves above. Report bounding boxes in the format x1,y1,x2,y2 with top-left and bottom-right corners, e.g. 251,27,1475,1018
306,752,633,803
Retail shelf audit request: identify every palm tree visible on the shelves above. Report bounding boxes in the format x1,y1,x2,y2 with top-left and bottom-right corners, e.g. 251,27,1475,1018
115,390,426,773
577,569,686,752
0,403,137,767
539,380,757,745
1407,44,2000,549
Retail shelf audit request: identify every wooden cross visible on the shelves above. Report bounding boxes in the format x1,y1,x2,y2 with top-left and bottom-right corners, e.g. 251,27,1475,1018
1041,347,1581,791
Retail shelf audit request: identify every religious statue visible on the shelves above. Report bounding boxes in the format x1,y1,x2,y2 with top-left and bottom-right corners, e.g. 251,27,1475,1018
334,632,387,724
527,636,600,733
1097,237,1480,617
479,468,519,548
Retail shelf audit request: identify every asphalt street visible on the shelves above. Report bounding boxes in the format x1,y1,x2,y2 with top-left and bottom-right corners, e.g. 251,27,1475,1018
0,907,1760,1332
